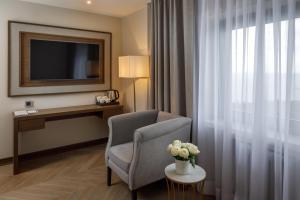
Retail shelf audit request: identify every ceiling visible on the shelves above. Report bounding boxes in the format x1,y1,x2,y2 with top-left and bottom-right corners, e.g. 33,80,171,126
20,0,149,17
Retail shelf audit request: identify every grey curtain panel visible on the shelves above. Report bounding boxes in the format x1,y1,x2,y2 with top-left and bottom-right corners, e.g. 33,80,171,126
148,0,194,116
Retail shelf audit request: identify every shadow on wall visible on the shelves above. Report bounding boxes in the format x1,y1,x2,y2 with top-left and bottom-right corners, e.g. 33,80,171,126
121,91,130,113
121,78,148,113
121,78,134,113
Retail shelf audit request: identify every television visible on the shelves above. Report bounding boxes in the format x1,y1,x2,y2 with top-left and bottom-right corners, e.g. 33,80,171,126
20,32,105,87
30,40,101,80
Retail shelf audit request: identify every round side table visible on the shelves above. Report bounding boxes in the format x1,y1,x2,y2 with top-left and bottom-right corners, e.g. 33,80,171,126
165,163,206,200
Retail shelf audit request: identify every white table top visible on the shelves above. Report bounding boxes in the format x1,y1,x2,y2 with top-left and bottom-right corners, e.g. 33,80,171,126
165,163,206,184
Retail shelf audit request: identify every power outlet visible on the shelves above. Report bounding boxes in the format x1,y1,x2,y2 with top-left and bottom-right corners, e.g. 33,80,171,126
25,100,34,108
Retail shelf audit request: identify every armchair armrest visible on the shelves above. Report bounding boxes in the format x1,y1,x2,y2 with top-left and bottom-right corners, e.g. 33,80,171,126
128,117,192,190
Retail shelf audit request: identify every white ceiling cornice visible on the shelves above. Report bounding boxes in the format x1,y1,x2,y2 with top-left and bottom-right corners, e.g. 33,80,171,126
19,0,148,17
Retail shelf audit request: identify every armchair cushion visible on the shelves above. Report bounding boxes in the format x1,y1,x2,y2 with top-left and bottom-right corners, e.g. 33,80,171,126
108,142,133,172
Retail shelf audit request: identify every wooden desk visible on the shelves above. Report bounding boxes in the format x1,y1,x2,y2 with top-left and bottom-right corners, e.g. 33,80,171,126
13,104,123,175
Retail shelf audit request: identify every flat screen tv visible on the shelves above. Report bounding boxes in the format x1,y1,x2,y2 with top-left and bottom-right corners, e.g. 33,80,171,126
20,32,105,87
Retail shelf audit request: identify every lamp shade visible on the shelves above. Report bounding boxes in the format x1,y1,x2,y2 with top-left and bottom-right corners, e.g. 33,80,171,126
119,56,149,78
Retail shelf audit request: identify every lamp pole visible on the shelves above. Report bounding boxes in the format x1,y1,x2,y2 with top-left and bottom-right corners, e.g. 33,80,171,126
133,78,136,112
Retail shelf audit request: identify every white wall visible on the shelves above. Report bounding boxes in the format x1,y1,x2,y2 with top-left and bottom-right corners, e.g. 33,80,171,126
0,0,122,158
121,7,149,112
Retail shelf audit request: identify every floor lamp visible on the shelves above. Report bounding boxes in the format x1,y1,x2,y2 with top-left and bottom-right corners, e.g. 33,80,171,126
119,56,149,112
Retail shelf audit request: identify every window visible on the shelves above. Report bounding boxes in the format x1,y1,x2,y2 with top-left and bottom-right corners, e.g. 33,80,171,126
232,19,300,137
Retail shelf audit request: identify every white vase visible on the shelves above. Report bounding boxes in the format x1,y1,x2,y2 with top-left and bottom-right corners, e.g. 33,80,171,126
175,159,191,175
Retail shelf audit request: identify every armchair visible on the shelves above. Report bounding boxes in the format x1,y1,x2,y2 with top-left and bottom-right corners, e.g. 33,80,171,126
105,110,192,200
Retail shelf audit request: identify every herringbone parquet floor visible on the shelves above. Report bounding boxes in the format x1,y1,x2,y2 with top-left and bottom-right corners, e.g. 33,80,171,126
0,144,215,200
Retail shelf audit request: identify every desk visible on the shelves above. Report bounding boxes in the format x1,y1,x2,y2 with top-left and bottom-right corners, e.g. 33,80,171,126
13,104,123,175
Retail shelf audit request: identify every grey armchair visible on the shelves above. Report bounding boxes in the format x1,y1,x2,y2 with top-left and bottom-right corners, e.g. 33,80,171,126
105,110,192,200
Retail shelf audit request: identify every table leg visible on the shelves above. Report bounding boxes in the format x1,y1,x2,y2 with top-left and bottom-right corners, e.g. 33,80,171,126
177,183,180,200
13,118,19,175
182,184,185,200
192,184,196,200
171,181,175,200
166,178,170,200
199,181,205,200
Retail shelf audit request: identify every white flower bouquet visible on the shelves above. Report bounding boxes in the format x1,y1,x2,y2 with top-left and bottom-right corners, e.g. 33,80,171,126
167,140,200,168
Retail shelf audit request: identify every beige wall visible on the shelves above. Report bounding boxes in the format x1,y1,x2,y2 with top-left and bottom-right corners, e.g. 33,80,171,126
121,8,149,112
0,0,122,158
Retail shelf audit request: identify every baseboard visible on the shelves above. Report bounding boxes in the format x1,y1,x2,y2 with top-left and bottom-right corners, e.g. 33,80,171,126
0,157,12,166
0,138,108,166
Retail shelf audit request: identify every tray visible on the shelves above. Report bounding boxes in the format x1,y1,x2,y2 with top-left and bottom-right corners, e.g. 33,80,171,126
96,101,120,106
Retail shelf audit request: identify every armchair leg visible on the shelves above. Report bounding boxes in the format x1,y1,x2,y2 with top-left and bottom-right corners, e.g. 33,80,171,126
131,190,137,200
107,167,112,186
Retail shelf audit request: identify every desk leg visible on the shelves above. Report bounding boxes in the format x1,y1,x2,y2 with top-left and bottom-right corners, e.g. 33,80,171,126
13,119,19,175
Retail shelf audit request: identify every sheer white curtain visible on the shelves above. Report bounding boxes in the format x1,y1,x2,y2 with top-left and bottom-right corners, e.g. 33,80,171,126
194,0,300,199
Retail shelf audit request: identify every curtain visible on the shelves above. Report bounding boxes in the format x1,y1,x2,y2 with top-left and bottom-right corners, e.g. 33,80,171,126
149,0,194,116
194,0,300,199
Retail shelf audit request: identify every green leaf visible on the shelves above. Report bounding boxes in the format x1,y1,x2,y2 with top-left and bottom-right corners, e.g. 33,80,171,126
190,157,196,168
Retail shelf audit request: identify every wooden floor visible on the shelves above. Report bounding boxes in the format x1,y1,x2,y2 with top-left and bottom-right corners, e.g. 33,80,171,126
0,144,215,200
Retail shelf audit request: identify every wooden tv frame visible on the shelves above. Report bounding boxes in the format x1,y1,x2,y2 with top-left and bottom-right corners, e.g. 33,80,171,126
8,21,112,97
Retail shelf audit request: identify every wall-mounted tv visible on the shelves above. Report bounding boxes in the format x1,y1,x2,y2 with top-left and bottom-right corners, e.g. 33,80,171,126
20,32,105,87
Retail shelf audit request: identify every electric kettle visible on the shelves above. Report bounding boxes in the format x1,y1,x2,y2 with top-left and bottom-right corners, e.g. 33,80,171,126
107,90,119,102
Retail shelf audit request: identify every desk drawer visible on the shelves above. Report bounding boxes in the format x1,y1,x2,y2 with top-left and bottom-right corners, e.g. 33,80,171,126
103,108,123,120
19,118,45,131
